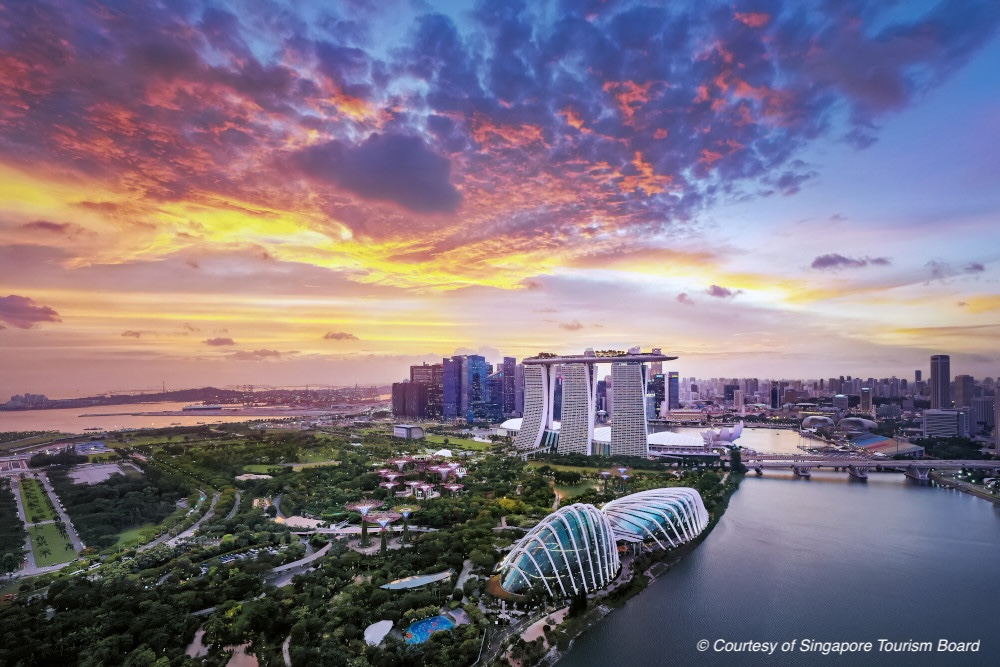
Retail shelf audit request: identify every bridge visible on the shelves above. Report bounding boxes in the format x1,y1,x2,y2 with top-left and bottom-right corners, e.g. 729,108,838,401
737,452,1000,481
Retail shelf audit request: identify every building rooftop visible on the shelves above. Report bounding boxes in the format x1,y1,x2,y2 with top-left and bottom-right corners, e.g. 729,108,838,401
522,351,676,365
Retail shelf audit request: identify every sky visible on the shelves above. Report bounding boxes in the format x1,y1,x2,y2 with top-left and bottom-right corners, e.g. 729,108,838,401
1,0,999,398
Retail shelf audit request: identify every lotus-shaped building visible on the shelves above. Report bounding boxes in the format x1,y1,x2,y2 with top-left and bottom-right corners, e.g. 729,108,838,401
497,487,709,597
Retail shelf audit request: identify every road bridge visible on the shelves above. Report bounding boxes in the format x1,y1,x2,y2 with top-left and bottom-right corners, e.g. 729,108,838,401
738,453,1000,481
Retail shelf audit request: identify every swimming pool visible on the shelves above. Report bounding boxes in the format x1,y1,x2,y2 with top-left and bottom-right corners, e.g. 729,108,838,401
404,615,455,644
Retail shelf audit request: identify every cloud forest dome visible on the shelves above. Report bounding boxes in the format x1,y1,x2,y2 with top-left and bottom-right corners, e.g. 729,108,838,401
498,488,709,596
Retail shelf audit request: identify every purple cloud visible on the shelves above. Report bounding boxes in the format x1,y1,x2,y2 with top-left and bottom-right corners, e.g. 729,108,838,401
290,133,461,214
230,349,283,361
324,331,359,340
559,320,584,331
964,262,985,273
121,330,153,338
677,293,695,305
706,285,741,299
204,337,236,346
0,294,61,329
811,254,891,270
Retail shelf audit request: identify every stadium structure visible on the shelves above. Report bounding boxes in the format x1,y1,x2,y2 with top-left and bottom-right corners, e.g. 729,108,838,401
496,488,710,597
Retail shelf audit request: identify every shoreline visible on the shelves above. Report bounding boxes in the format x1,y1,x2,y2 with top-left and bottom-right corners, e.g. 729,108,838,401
535,474,744,666
929,471,1000,506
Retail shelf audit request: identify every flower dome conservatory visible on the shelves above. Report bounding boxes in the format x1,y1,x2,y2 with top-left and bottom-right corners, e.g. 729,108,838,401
497,488,709,597
497,503,619,597
602,488,709,549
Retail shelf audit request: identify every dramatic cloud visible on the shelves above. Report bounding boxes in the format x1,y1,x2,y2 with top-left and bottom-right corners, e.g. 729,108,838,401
0,295,61,329
324,331,359,340
706,285,741,299
204,337,236,346
677,293,695,305
230,349,283,361
559,320,584,331
19,220,89,237
964,262,985,273
811,254,891,270
290,133,461,214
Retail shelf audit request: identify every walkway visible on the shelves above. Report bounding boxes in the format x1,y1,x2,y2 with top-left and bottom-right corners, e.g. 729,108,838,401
9,478,36,570
268,542,333,587
37,473,86,553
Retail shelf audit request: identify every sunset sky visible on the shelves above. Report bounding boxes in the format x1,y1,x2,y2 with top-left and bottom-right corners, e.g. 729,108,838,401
1,0,999,398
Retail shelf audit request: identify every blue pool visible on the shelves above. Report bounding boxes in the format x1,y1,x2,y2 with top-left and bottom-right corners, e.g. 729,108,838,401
404,615,455,644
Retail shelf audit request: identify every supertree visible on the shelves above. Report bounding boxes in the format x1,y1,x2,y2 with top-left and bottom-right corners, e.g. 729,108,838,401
599,470,612,493
346,499,384,547
367,512,401,554
391,457,411,472
443,483,464,494
380,480,399,493
393,505,420,543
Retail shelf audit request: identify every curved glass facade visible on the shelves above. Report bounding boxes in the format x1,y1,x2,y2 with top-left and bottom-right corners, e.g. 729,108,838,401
498,488,710,597
498,504,620,597
602,488,709,549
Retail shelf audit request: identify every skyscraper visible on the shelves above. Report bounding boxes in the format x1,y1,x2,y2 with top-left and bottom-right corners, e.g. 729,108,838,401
860,387,872,415
667,371,680,411
514,363,525,417
410,362,443,418
610,361,648,458
930,355,950,409
502,356,517,415
954,374,975,408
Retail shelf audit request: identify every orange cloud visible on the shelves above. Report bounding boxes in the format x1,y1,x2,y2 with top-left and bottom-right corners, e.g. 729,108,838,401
735,12,771,28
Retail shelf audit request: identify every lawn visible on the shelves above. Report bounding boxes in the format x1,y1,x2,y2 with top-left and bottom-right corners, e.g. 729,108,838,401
19,478,57,524
28,523,77,566
554,481,602,499
243,464,285,474
526,461,604,475
112,523,159,548
423,434,492,451
0,432,72,452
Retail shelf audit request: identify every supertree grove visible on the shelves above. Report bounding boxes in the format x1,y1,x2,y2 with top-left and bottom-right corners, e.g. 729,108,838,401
346,499,383,547
393,505,419,543
367,512,401,554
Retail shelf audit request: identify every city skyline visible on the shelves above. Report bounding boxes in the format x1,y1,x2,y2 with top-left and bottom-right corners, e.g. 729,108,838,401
2,1,1000,396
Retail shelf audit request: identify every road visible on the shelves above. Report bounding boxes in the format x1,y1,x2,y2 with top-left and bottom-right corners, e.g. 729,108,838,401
166,492,221,547
224,490,242,521
272,493,287,519
268,542,333,587
37,473,85,552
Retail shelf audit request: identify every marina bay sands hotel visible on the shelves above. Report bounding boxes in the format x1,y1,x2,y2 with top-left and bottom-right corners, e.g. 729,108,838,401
511,347,674,457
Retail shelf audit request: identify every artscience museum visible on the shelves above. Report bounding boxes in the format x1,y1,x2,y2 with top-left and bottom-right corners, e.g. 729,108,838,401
496,488,710,597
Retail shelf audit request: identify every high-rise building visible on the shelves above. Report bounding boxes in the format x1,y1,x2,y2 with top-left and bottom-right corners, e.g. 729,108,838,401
915,370,922,383
734,389,745,414
667,372,680,411
649,373,665,415
650,348,663,376
954,374,975,408
832,394,849,410
922,409,969,438
559,363,598,455
971,396,995,433
514,363,525,417
442,357,462,419
860,387,872,415
930,355,950,409
410,362,443,418
502,356,517,415
995,397,1000,448
610,362,648,458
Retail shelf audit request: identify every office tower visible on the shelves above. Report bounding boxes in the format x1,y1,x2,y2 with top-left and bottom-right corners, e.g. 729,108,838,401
667,372,680,410
466,355,490,422
482,370,504,422
770,386,780,409
860,387,872,415
502,356,517,415
410,362,443,418
514,363,525,417
391,382,407,417
922,409,969,438
972,397,995,432
442,357,461,419
954,374,975,408
930,355,950,409
832,394,849,410
996,397,1000,447
915,370,922,383
650,373,665,414
610,361,648,457
723,384,738,402
734,389,745,415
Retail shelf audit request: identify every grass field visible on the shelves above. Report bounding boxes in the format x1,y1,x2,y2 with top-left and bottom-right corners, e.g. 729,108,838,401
554,481,602,499
526,461,604,475
243,464,285,474
0,432,73,452
19,478,57,524
423,434,492,451
28,523,76,566
112,523,158,548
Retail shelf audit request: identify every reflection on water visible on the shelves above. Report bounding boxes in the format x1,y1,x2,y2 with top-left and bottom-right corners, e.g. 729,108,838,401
0,402,256,434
